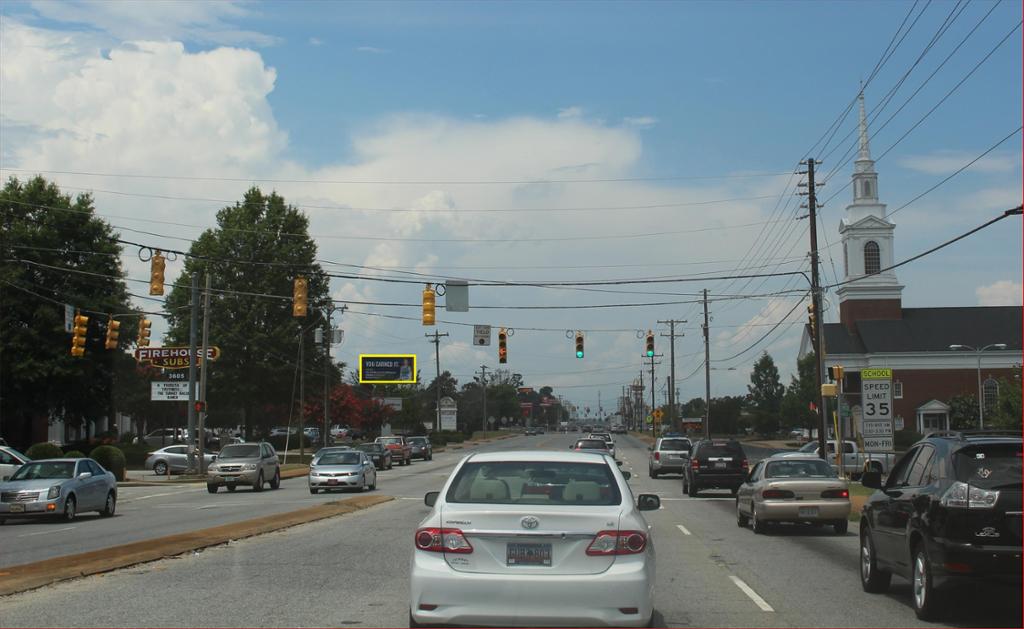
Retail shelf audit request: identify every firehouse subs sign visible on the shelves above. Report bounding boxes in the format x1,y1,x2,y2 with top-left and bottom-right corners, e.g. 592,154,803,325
135,346,221,369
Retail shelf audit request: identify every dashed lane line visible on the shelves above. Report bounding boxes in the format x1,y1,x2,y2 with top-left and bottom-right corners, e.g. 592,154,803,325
675,523,692,536
18,526,76,538
728,575,775,612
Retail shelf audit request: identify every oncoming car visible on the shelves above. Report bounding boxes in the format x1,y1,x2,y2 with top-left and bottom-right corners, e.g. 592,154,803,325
409,451,660,627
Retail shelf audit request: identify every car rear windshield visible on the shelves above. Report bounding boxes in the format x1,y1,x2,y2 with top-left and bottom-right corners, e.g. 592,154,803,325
575,439,608,449
379,438,402,445
660,439,691,451
446,461,621,505
316,452,361,465
11,461,75,481
954,444,1023,490
765,459,835,478
698,444,742,459
408,437,428,444
218,445,260,458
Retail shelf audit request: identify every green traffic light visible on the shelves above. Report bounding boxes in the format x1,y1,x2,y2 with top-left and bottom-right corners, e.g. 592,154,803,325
576,350,584,359
646,350,654,357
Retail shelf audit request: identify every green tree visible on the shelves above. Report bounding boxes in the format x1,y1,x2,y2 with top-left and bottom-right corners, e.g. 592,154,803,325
164,188,333,438
988,376,1022,429
779,352,818,432
748,352,784,413
0,176,135,448
947,393,979,430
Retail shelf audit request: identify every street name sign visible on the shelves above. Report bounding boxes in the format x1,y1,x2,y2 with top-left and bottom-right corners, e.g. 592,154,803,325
861,368,894,453
359,354,417,384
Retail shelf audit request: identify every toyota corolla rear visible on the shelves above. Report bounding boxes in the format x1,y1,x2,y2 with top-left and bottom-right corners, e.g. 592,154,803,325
410,452,655,627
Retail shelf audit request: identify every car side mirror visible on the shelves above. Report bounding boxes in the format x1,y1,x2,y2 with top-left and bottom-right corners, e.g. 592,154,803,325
637,494,660,511
77,472,92,480
424,491,440,507
622,471,632,480
861,470,882,489
616,460,623,467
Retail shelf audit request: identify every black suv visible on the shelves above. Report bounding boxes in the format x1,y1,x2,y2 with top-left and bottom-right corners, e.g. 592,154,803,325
859,430,1022,621
682,439,748,496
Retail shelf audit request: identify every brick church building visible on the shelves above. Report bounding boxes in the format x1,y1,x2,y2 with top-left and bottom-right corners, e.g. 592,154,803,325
800,93,1022,436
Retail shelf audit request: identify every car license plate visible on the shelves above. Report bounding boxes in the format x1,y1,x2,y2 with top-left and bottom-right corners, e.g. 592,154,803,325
798,507,819,518
507,542,552,566
327,479,339,485
714,461,727,469
10,503,25,513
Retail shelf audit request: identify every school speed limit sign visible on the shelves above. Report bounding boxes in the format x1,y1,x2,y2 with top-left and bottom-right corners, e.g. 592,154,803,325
861,368,893,421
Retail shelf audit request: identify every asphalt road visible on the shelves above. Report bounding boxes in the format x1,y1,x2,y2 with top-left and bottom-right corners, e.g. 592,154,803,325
0,433,1019,628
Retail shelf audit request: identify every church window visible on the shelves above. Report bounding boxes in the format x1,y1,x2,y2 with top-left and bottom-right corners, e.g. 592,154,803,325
983,378,999,411
864,241,881,275
863,180,873,198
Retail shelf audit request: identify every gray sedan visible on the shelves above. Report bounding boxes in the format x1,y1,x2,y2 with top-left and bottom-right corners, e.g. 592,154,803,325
144,445,218,475
0,458,117,523
309,450,376,494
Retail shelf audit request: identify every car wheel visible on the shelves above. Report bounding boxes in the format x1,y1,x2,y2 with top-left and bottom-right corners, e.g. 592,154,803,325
369,474,377,490
270,469,281,490
859,528,891,593
736,498,749,527
100,491,116,517
833,519,848,535
153,461,168,476
62,495,76,522
730,486,739,497
310,487,319,495
912,544,938,621
752,504,767,534
649,468,658,479
687,478,699,497
253,471,264,492
207,484,218,493
226,485,236,492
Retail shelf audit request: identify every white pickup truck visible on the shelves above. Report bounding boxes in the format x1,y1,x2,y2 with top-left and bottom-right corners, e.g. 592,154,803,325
779,439,896,478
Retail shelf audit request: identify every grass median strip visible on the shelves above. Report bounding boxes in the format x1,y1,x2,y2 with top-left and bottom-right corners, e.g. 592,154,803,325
0,494,393,597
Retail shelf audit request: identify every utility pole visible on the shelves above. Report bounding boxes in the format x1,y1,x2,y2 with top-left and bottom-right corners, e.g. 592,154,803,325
426,331,449,432
298,330,305,463
648,354,661,437
801,158,828,460
702,289,711,440
198,272,212,474
477,365,489,432
659,319,686,430
186,272,199,473
323,305,346,448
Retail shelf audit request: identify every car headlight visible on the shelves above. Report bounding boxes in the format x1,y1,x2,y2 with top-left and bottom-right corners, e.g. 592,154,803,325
47,485,61,500
242,463,257,471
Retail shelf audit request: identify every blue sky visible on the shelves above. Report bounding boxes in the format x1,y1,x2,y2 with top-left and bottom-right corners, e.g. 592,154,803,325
1,0,1021,415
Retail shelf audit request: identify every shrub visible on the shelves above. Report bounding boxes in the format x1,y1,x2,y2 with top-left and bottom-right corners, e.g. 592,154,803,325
119,432,137,444
428,433,447,446
440,430,464,443
268,435,313,451
89,445,127,481
64,450,87,458
26,442,64,460
119,444,152,468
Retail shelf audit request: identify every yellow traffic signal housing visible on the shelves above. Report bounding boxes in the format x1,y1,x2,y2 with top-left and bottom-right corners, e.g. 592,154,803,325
422,284,435,326
821,383,838,397
70,313,89,357
105,317,121,350
575,332,584,359
498,328,508,363
149,250,166,296
645,330,655,357
293,277,308,317
827,365,844,383
137,318,151,347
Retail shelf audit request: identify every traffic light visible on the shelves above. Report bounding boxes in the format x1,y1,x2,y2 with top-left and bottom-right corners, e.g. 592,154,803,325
137,318,151,347
645,330,655,357
149,250,166,296
70,313,88,357
575,332,584,359
827,364,844,382
498,327,508,363
293,277,308,317
422,283,435,326
104,317,120,350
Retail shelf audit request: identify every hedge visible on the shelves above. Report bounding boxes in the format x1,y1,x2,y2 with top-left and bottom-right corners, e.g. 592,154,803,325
64,450,87,459
26,442,64,460
89,445,127,481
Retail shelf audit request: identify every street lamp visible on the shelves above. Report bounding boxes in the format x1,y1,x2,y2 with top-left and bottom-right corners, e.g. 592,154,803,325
949,343,1007,430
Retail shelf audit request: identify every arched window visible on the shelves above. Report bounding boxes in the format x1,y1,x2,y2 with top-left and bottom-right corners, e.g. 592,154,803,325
983,378,999,411
864,241,881,275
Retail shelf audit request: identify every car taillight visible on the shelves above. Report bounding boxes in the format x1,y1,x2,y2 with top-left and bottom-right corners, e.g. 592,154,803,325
654,452,660,461
691,458,700,470
940,481,1000,509
586,530,647,555
414,528,473,554
821,488,849,499
761,489,795,499
741,459,749,470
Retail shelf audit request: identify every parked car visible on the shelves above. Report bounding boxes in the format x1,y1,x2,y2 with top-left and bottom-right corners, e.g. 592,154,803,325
144,445,218,475
0,445,30,479
410,450,661,627
683,439,748,497
206,442,281,493
407,436,433,461
309,449,376,494
648,437,692,478
0,458,117,523
375,436,412,466
736,454,850,534
778,439,896,478
134,428,187,448
269,426,296,438
858,430,1022,621
524,428,538,436
356,443,393,470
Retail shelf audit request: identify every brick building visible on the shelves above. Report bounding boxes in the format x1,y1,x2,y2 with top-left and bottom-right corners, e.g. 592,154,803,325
800,92,1022,435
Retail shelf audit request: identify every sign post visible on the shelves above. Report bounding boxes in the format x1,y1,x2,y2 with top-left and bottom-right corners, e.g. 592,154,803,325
860,368,894,453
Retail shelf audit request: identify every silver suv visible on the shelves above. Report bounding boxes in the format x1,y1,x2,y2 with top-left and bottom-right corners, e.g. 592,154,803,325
206,443,280,493
649,437,692,478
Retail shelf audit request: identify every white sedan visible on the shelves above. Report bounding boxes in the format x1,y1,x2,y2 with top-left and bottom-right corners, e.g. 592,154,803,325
409,450,659,627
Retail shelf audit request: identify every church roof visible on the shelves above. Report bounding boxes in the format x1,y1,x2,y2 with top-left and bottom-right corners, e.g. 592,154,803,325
824,306,1023,355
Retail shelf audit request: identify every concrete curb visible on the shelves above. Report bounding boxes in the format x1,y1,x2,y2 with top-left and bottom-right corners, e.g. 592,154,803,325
0,494,393,597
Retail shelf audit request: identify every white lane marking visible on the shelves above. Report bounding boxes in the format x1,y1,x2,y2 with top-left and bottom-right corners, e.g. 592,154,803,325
120,489,199,503
659,497,733,501
675,524,691,536
728,575,775,612
19,526,75,538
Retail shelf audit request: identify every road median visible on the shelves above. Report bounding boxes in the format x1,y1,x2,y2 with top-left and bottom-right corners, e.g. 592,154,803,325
0,494,393,597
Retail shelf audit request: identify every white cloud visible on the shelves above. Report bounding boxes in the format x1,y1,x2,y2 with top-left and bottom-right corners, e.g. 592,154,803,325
623,116,657,129
898,150,1020,176
356,46,390,54
308,37,324,47
557,106,583,119
976,280,1023,306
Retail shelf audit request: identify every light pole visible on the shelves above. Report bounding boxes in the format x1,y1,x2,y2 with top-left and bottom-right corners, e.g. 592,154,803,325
322,305,347,448
949,343,1007,430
